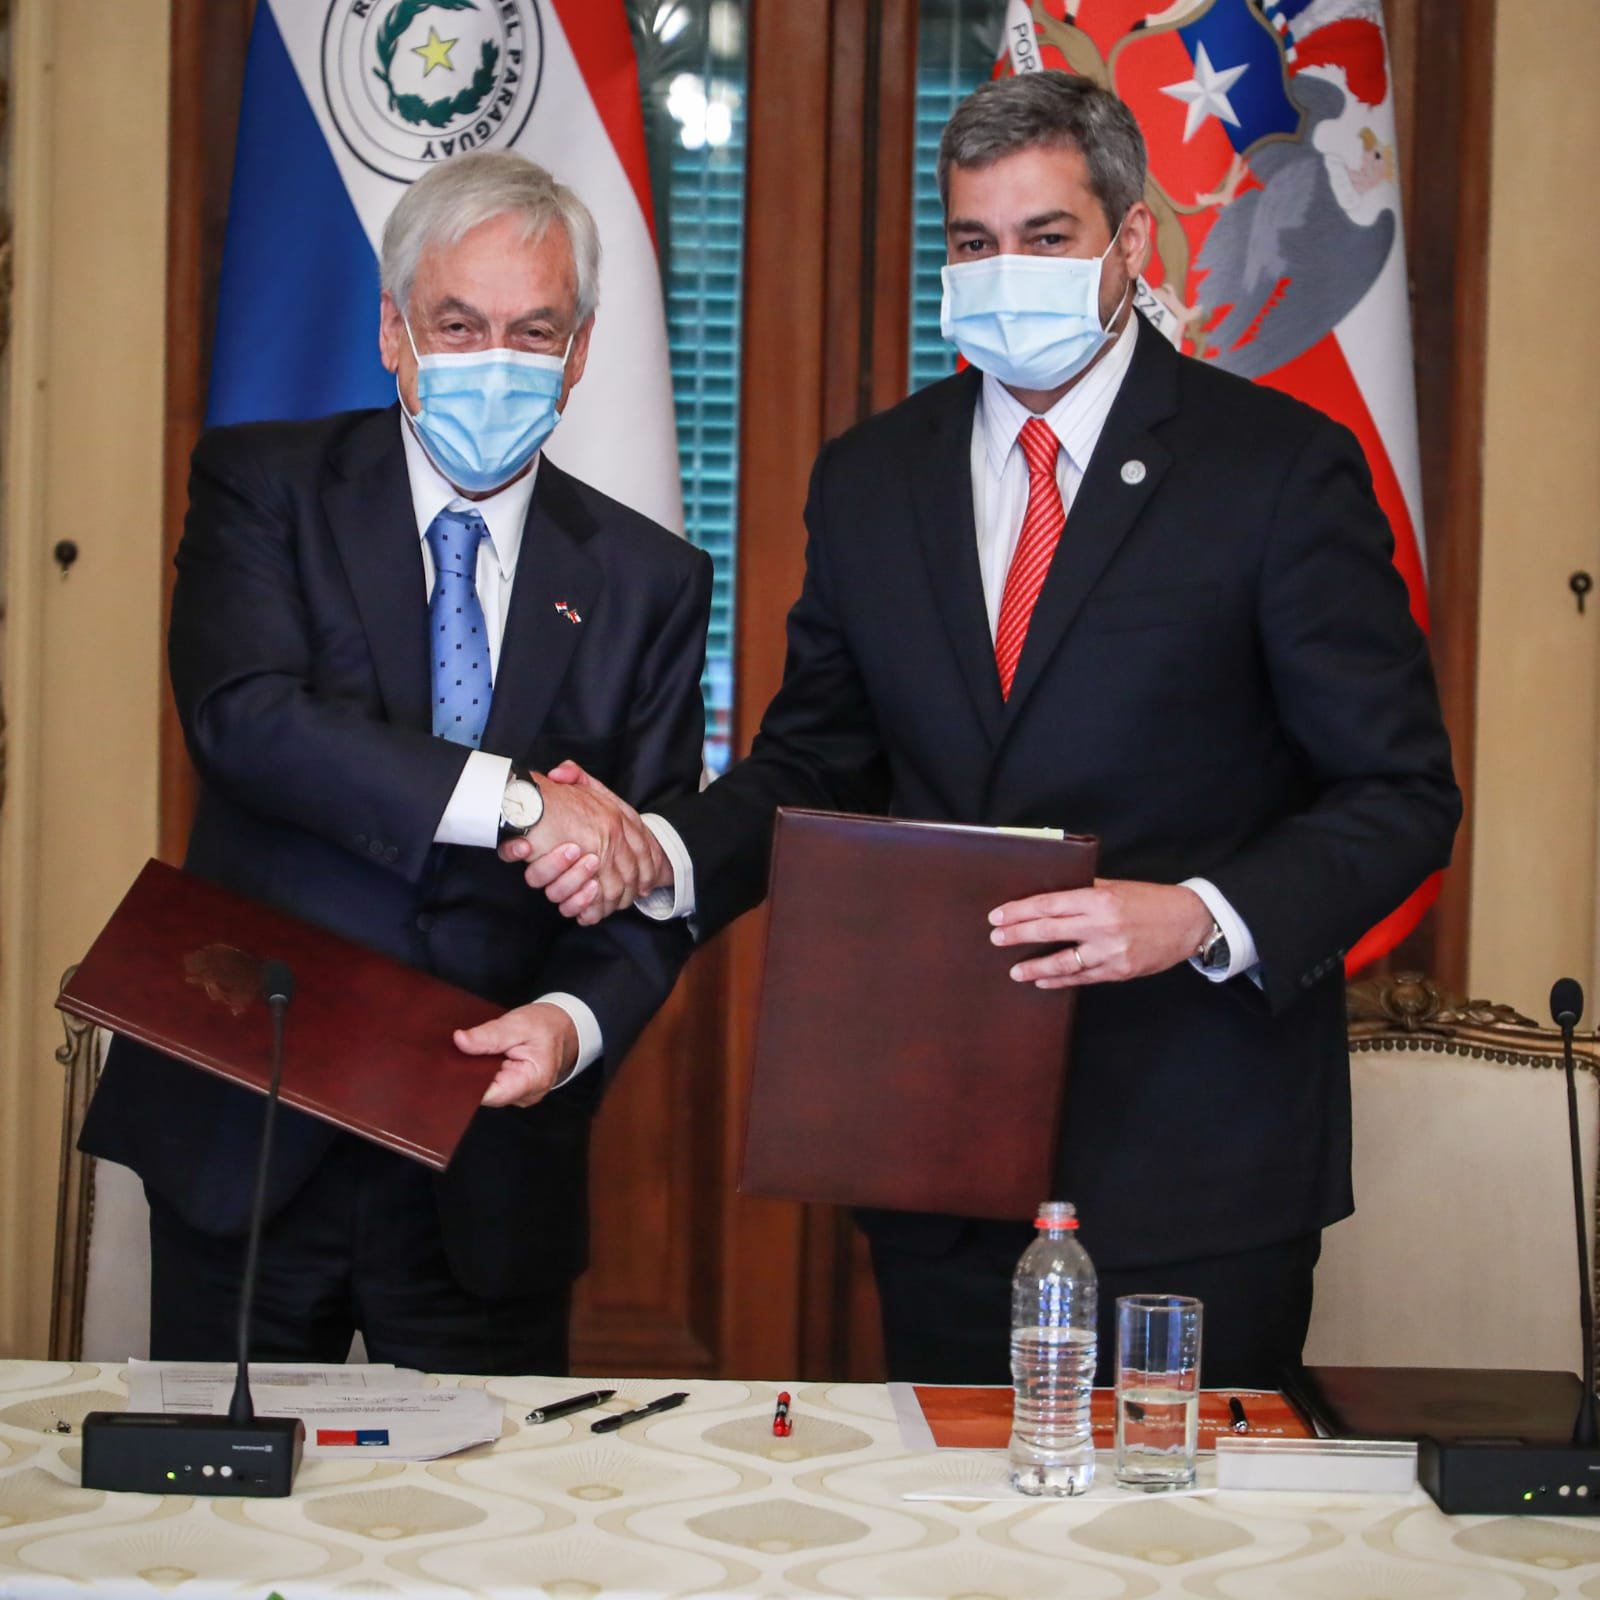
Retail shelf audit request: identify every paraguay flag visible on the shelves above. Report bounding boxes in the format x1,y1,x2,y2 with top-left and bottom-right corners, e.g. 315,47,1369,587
1004,0,1431,970
208,0,682,532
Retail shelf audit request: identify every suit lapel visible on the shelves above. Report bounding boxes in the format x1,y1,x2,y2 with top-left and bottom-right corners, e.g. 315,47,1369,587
323,407,432,733
480,457,602,755
1000,319,1180,730
908,368,1006,744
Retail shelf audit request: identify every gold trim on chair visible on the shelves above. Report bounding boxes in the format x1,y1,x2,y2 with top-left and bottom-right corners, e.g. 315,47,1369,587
1346,971,1594,1058
50,964,98,1361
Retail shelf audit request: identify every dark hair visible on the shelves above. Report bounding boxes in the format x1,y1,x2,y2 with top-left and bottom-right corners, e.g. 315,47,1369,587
937,71,1147,229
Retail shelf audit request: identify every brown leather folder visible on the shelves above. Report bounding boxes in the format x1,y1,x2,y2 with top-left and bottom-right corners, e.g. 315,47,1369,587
741,809,1099,1219
1282,1364,1587,1445
57,859,503,1169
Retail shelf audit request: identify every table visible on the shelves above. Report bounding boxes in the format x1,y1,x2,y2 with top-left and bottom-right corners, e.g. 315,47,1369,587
3,1362,1600,1597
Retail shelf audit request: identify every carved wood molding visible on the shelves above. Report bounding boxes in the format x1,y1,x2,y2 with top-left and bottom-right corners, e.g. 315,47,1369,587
1347,971,1599,1068
50,966,97,1362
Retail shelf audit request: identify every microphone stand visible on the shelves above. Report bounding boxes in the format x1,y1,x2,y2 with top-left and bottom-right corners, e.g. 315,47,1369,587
1555,991,1599,1447
229,959,292,1427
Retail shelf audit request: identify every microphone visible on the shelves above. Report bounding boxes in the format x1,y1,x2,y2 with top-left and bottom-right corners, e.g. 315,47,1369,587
1417,974,1600,1513
1550,980,1598,1449
81,957,305,1497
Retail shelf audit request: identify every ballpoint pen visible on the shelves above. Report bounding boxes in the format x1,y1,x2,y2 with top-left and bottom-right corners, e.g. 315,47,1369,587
591,1392,690,1433
526,1389,615,1425
1227,1396,1250,1433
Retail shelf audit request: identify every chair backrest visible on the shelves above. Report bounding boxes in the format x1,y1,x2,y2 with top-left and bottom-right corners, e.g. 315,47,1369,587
52,971,150,1362
1304,973,1600,1374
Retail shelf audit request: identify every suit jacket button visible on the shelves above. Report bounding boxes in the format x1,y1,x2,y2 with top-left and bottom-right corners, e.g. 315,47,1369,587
368,838,385,857
1300,973,1314,989
415,912,434,933
354,833,368,850
383,845,399,863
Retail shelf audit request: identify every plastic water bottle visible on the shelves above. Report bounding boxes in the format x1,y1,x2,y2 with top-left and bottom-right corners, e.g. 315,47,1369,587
1008,1200,1097,1495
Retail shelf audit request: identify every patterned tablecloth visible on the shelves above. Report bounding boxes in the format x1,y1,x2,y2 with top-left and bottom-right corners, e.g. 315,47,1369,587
2,1361,1600,1597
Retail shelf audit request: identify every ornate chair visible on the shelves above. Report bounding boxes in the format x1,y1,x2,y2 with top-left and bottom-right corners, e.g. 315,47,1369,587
51,972,150,1361
1303,973,1600,1374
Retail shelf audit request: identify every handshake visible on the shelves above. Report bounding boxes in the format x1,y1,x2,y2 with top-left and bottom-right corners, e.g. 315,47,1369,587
503,760,673,925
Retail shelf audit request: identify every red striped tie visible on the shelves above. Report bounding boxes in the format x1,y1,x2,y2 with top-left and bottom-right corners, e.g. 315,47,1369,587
994,417,1065,699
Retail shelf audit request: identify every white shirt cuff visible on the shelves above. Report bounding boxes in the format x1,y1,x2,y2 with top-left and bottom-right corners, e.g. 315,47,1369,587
434,751,512,847
537,992,602,1084
1181,877,1260,983
636,814,697,919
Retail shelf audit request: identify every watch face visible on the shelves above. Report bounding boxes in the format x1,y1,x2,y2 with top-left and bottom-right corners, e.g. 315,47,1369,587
502,778,543,830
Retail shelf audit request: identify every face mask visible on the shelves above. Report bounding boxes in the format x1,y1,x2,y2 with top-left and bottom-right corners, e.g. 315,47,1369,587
401,318,572,494
939,224,1128,391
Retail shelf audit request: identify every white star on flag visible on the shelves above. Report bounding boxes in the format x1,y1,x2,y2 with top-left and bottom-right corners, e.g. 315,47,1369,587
1160,42,1249,144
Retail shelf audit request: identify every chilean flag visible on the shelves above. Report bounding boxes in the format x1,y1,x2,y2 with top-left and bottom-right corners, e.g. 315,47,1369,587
1003,0,1433,970
207,0,682,534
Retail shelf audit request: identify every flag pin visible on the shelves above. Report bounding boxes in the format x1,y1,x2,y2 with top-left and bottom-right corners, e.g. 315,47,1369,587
1121,459,1147,485
554,600,583,625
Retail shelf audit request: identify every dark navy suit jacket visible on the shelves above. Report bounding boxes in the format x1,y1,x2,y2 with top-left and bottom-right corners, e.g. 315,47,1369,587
80,406,711,1298
660,317,1461,1270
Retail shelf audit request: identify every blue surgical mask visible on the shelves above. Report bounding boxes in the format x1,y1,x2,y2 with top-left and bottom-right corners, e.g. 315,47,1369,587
401,317,571,494
939,226,1128,391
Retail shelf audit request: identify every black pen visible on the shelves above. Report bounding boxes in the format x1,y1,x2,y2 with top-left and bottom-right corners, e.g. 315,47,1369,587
591,1391,690,1433
526,1389,615,1425
1227,1395,1249,1433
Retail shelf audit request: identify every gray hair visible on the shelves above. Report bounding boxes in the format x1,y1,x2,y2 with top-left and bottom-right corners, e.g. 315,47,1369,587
937,71,1147,230
380,150,602,324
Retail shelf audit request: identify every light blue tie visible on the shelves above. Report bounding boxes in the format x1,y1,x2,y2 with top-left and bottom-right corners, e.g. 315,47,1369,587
424,506,492,748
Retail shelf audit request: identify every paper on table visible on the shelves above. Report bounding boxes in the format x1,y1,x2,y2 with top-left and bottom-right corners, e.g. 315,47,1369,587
127,1360,424,1413
255,1385,503,1460
124,1361,500,1460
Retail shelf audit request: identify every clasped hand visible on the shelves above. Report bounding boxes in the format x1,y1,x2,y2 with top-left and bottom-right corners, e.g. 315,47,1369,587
500,761,671,923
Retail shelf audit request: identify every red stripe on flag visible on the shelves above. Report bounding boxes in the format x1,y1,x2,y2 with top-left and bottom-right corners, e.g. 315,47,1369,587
1345,871,1440,974
546,0,659,247
1255,334,1433,966
1253,335,1429,635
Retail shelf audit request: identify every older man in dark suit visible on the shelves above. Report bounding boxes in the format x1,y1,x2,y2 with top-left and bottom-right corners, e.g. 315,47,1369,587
501,72,1461,1386
80,151,710,1375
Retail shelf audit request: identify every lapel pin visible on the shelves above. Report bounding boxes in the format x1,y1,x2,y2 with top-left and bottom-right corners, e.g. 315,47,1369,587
1121,459,1147,485
553,600,583,626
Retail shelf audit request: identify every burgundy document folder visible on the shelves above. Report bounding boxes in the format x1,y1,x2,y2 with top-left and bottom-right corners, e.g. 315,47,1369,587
57,859,503,1169
741,810,1099,1219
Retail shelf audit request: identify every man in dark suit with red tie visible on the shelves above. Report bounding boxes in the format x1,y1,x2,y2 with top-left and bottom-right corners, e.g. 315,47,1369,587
496,72,1461,1386
79,151,710,1375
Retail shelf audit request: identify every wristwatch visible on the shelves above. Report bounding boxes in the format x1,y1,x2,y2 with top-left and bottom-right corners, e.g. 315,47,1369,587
498,764,545,844
1196,918,1231,973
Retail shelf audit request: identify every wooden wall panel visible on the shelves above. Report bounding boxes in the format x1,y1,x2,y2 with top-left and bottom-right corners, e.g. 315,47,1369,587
1383,0,1493,990
161,0,250,862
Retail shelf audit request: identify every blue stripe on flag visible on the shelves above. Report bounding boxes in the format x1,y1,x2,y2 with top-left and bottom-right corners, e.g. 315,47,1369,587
206,1,393,426
1179,0,1300,154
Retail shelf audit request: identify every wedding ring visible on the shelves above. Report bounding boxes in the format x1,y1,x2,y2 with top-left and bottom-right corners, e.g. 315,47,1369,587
1070,946,1086,974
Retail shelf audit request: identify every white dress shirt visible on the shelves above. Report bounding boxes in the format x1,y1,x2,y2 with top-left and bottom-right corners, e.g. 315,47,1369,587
402,418,603,1076
645,319,1258,982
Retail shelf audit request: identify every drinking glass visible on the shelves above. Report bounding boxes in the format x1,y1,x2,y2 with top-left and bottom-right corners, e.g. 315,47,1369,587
1114,1294,1202,1488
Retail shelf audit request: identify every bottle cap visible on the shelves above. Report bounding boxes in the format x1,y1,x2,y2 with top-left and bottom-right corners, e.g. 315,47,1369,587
1035,1200,1077,1230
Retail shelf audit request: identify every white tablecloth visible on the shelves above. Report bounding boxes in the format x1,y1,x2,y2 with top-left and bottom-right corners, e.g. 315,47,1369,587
2,1361,1600,1596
